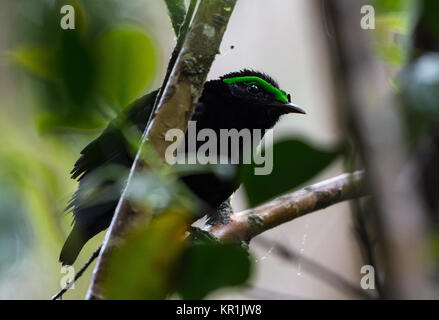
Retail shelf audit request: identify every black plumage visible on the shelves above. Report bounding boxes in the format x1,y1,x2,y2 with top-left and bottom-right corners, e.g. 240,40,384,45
60,69,304,265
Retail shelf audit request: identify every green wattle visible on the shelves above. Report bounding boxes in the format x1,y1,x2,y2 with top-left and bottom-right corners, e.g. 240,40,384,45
222,76,288,103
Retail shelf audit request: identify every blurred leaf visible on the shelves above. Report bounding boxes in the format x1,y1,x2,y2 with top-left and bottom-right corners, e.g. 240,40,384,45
373,0,413,12
417,0,439,37
12,4,101,131
36,110,105,132
177,242,252,300
399,53,439,146
430,231,439,262
126,156,199,215
411,0,439,56
11,46,57,79
59,30,95,105
128,171,181,212
242,139,341,207
102,210,190,299
13,2,158,131
401,54,439,114
370,0,416,67
375,13,410,66
96,26,157,109
72,164,128,209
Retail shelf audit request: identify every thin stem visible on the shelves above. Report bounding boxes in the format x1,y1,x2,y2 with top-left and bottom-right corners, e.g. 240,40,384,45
255,238,373,300
52,245,102,300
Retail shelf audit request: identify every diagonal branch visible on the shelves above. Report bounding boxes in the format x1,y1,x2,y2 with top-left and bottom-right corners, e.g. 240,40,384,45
55,170,366,299
85,0,236,300
205,171,367,242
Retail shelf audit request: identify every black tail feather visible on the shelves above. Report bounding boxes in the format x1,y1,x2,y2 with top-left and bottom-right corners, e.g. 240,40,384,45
59,227,87,266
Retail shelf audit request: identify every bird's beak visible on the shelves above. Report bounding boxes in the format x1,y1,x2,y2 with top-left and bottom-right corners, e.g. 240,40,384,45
269,101,306,114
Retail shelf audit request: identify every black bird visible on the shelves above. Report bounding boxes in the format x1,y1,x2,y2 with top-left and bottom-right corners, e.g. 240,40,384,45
60,69,305,265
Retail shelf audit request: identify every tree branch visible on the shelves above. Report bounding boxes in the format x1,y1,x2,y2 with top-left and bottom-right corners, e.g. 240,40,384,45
85,0,236,300
57,170,364,299
205,171,367,242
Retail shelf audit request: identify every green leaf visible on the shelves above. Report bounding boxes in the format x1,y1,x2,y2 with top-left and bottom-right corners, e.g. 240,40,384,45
96,26,157,109
177,242,252,299
59,30,96,105
373,0,413,13
102,210,190,299
399,54,439,146
11,46,57,79
370,0,416,67
374,13,411,66
430,231,439,262
241,139,341,207
415,0,439,37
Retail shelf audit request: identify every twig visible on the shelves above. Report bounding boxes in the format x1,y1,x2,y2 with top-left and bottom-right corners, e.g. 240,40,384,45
255,238,373,300
52,245,102,300
85,0,237,300
350,199,383,297
205,171,367,242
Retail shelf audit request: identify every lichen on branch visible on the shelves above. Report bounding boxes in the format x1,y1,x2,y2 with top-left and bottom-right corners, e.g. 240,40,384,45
205,171,367,242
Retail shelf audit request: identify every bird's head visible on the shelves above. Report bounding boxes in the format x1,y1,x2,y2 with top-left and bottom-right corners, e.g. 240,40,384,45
201,69,305,130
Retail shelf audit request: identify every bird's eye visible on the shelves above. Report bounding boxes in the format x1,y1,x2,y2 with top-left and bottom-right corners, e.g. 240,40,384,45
247,84,260,94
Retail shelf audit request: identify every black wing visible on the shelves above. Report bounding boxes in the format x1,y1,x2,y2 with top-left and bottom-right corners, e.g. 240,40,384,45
60,90,158,265
70,90,159,181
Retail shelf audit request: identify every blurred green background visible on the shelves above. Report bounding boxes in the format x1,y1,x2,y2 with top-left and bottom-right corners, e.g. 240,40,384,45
0,0,173,299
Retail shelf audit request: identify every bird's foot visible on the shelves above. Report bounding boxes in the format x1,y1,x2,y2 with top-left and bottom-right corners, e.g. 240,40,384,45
206,198,233,226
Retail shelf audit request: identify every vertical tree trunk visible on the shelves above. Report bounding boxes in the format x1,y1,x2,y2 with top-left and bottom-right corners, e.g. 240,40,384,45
85,0,237,300
317,0,433,298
